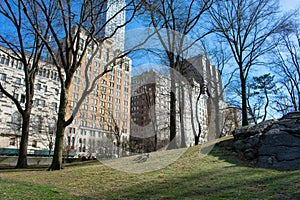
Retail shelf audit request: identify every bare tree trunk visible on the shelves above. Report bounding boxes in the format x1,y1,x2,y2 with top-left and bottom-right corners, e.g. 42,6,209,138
240,71,248,126
168,74,177,149
48,85,70,171
16,113,30,168
49,119,65,170
179,84,186,148
189,91,197,145
190,88,202,146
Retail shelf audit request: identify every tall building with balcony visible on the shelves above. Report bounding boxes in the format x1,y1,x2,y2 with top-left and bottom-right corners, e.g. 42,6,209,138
0,46,60,155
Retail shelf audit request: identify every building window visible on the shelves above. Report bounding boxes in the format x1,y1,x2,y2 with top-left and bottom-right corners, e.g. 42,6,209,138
0,56,5,64
69,127,75,134
20,94,25,103
0,73,6,81
35,83,41,90
9,138,16,146
71,137,75,149
13,93,19,101
101,86,106,92
40,100,45,107
43,85,47,93
108,89,114,94
15,78,21,85
54,88,59,95
100,101,105,107
5,57,10,65
34,99,39,106
116,70,122,77
100,108,105,115
32,140,38,148
125,63,129,71
100,117,104,122
100,93,106,99
52,102,58,112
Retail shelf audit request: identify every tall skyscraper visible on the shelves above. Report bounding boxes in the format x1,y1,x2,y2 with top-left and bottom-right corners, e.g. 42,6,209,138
100,0,126,52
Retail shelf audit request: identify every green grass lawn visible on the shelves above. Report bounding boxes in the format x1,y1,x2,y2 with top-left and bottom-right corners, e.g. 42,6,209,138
0,137,299,200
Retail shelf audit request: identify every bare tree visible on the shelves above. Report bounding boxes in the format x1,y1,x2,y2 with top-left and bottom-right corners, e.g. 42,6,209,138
0,0,51,168
19,0,141,170
208,0,290,126
140,0,213,149
271,14,300,113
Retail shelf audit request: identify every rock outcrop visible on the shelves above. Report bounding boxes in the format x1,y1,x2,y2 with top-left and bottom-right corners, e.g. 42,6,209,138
233,112,300,170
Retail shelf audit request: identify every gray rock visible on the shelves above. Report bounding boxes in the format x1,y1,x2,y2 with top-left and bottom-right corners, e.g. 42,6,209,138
244,148,257,160
233,112,300,170
246,136,260,147
233,140,246,151
276,147,300,161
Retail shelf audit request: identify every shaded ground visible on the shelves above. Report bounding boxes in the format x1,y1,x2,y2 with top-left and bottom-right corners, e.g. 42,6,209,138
0,137,299,199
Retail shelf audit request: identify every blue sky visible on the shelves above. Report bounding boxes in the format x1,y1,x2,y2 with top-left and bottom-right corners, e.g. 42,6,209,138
280,0,300,11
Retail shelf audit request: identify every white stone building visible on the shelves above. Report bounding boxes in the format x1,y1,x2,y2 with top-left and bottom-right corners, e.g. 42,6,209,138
0,47,60,155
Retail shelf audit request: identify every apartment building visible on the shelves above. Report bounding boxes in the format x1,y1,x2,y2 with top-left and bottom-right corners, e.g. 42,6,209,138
1,0,130,158
0,47,60,155
130,70,171,152
129,54,238,152
63,33,131,157
130,69,209,152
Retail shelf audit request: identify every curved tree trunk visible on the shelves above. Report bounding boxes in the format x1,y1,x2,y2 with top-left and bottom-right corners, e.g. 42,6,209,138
15,113,30,168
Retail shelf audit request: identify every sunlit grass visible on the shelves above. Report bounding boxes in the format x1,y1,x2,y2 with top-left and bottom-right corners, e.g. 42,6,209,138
1,137,299,199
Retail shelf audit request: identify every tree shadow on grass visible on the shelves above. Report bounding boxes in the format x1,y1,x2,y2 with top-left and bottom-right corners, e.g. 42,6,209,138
96,139,300,199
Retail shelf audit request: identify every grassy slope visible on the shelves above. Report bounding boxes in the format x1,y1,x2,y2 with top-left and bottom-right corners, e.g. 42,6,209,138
0,137,300,200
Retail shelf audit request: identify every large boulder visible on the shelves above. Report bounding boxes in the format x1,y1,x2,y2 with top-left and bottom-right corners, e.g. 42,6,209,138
233,112,300,170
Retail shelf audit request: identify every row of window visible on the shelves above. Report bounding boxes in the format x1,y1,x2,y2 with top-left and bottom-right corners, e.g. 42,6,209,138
33,99,58,111
0,55,23,69
37,68,59,82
